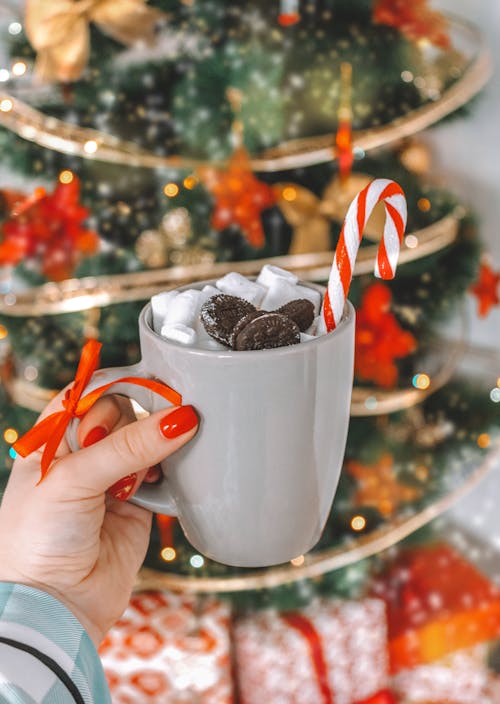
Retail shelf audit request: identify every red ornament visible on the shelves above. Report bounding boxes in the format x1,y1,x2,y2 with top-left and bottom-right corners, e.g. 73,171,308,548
156,513,176,551
354,282,417,388
336,118,354,180
278,0,300,26
469,261,500,317
0,175,99,281
373,0,450,49
198,146,276,249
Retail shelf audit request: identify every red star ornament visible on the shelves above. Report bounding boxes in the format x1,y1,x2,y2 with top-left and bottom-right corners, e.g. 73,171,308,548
347,452,422,517
354,282,417,388
469,261,500,317
198,146,276,249
373,0,450,49
0,175,99,281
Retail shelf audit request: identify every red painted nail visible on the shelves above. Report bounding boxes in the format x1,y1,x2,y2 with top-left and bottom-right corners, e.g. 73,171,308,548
109,473,137,501
82,425,108,448
160,405,198,439
145,466,162,484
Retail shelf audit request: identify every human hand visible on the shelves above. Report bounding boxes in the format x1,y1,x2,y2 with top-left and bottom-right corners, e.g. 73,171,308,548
0,390,198,646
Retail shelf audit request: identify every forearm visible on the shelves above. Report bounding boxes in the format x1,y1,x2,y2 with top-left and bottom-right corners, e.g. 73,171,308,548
0,583,111,704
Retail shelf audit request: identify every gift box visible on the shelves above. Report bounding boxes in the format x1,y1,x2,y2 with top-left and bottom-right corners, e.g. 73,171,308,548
98,591,233,703
234,597,392,704
371,543,500,674
391,644,492,703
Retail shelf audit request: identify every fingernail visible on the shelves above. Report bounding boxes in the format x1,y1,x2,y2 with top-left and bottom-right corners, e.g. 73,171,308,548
145,466,162,484
160,405,198,439
82,425,108,448
109,473,137,501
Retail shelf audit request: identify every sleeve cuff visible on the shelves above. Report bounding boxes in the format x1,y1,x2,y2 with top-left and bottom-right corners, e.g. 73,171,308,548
0,582,111,704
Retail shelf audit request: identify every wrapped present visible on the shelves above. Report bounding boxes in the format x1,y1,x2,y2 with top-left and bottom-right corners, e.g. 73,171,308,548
98,591,233,704
234,597,391,704
392,644,491,703
370,543,500,674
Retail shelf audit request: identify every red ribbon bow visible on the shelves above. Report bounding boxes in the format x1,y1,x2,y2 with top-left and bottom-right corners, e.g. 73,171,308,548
13,339,182,482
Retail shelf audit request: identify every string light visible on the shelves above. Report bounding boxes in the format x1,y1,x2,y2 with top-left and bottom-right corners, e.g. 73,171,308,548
24,365,38,382
0,99,13,113
291,555,305,566
351,515,366,531
59,170,74,184
405,234,419,249
190,554,204,568
8,22,22,35
160,547,176,562
417,198,431,212
364,396,378,410
0,69,9,82
3,428,18,444
12,62,27,77
477,433,491,449
0,324,8,339
413,373,430,390
282,186,297,201
163,183,179,197
183,175,198,189
83,140,98,154
490,388,500,403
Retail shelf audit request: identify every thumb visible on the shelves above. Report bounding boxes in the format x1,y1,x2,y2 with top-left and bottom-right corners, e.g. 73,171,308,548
58,405,198,494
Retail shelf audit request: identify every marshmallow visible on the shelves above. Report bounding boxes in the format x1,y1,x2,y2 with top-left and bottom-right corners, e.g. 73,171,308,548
260,279,302,311
216,272,266,307
300,332,316,343
315,314,327,336
256,264,298,288
160,323,197,346
200,284,220,302
164,289,202,327
151,290,178,333
295,284,322,314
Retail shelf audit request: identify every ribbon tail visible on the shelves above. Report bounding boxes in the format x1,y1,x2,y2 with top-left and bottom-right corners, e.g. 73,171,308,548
12,412,65,458
39,415,70,482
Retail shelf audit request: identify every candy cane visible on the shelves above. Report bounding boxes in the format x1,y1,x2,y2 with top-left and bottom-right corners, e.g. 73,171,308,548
322,178,407,332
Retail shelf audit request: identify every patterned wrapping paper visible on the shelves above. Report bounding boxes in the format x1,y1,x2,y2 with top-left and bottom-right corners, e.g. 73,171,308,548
98,591,234,704
392,644,492,704
234,597,389,704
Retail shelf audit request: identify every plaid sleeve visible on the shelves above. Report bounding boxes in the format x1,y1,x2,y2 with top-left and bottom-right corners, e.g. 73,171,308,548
0,582,111,704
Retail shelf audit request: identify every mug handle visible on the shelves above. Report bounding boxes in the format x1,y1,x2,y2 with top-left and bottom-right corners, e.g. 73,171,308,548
65,363,179,516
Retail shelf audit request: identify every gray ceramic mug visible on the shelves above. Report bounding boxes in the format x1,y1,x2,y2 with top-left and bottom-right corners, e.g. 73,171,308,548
68,281,355,567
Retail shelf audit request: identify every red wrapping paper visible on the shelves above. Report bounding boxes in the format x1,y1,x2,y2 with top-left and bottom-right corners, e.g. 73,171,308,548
371,543,500,673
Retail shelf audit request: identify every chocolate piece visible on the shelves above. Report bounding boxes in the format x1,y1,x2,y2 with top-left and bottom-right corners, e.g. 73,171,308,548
230,310,268,349
200,294,255,346
277,298,315,332
234,312,301,351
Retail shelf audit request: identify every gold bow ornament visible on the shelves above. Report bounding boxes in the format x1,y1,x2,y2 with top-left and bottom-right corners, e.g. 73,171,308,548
25,0,165,83
275,173,387,255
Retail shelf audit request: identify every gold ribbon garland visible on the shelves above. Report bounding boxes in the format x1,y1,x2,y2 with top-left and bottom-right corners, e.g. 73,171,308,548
25,0,165,82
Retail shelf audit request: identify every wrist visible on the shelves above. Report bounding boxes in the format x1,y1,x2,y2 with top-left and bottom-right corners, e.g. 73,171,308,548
0,573,104,645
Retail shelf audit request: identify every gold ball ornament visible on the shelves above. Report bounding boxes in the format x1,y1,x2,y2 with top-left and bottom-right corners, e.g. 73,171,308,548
135,229,168,268
399,141,432,175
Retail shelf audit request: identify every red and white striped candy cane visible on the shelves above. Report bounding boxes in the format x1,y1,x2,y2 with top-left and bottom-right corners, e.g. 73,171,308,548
322,178,407,332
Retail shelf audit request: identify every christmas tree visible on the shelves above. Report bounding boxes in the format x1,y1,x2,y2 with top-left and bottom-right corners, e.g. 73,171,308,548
0,1,500,700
